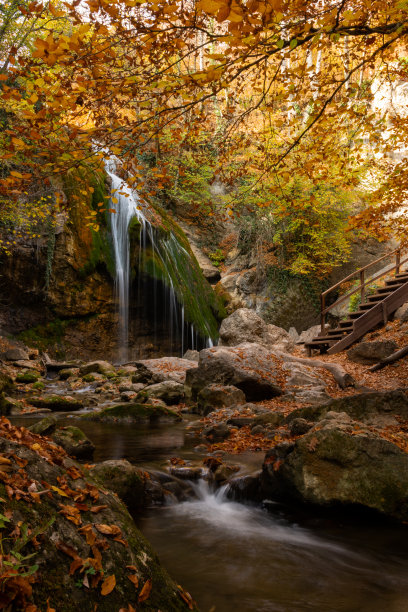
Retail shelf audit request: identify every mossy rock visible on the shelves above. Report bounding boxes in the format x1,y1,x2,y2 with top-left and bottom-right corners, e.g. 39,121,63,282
83,403,180,424
0,433,197,611
59,368,77,381
28,395,84,412
28,416,58,436
89,460,147,510
16,371,40,384
82,373,97,383
32,381,45,391
51,426,95,460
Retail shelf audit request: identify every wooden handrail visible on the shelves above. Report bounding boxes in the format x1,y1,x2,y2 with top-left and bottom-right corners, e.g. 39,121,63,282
320,247,408,333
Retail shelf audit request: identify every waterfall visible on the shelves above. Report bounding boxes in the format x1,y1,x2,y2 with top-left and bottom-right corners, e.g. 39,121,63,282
104,156,216,361
105,157,147,362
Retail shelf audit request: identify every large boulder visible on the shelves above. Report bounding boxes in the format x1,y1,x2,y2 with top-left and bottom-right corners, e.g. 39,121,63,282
141,381,185,405
347,340,398,365
219,308,295,352
282,362,330,406
79,360,115,376
394,302,408,322
82,402,180,424
3,347,29,361
196,383,246,416
266,412,408,521
0,425,196,611
133,357,198,385
28,395,84,411
284,389,408,429
185,343,284,401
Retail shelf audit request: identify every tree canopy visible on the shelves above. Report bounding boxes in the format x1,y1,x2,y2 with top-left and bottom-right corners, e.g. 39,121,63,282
1,0,408,261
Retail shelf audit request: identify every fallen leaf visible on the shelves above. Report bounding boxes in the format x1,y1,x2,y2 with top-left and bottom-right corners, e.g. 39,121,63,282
138,578,152,603
90,504,108,513
55,540,81,561
127,573,139,588
101,574,116,596
94,524,121,537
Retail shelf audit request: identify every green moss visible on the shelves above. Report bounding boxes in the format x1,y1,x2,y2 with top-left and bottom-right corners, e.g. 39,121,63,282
82,402,179,423
82,373,96,382
29,395,83,411
16,371,40,384
32,381,45,390
17,318,76,352
130,204,226,341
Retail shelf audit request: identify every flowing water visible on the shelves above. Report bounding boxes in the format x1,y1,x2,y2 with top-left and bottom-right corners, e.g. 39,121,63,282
15,412,408,612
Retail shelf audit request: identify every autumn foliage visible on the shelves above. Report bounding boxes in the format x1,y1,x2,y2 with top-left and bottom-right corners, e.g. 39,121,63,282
1,1,408,259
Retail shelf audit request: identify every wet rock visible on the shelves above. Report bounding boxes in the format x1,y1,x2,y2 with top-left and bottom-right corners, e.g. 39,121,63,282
219,308,295,352
227,474,263,502
347,340,398,365
59,368,78,380
169,466,203,480
0,435,186,611
15,370,41,384
28,395,84,411
202,422,231,441
186,343,284,401
79,360,115,376
82,402,180,424
183,349,200,362
51,426,95,460
211,463,240,484
28,416,58,436
89,460,147,510
289,418,313,436
133,357,198,385
196,383,246,416
141,381,185,405
268,416,408,522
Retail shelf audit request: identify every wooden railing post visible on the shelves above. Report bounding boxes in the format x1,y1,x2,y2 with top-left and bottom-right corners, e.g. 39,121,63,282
396,249,401,275
360,269,365,304
321,293,325,334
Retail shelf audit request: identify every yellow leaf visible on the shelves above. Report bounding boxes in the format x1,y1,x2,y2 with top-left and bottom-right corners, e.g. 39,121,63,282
51,486,69,498
138,578,152,603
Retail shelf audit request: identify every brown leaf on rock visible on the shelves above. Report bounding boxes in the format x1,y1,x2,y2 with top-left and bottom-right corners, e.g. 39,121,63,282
138,578,152,603
94,523,122,537
58,504,82,526
127,573,139,588
55,540,81,561
307,436,319,452
90,504,108,513
101,574,116,596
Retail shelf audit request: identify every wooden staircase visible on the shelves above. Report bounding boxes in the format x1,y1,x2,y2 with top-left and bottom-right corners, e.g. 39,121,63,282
305,248,408,355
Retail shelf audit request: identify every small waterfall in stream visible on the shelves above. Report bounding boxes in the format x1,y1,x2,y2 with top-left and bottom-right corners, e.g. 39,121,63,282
104,156,215,361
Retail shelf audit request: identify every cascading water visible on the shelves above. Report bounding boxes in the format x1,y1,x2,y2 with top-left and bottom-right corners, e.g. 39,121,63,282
104,156,216,361
105,157,147,362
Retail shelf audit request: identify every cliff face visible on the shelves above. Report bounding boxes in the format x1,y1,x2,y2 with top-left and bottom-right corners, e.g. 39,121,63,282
0,174,224,361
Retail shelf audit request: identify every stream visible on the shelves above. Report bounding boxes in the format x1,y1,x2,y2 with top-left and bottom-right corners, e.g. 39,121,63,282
13,413,408,612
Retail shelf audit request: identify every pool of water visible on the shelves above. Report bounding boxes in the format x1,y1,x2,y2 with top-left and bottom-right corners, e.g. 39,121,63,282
12,413,408,612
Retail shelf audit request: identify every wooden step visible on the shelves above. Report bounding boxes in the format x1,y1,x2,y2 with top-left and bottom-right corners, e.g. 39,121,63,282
348,310,367,319
386,278,408,286
339,320,354,327
306,334,345,344
377,285,402,293
367,292,393,302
